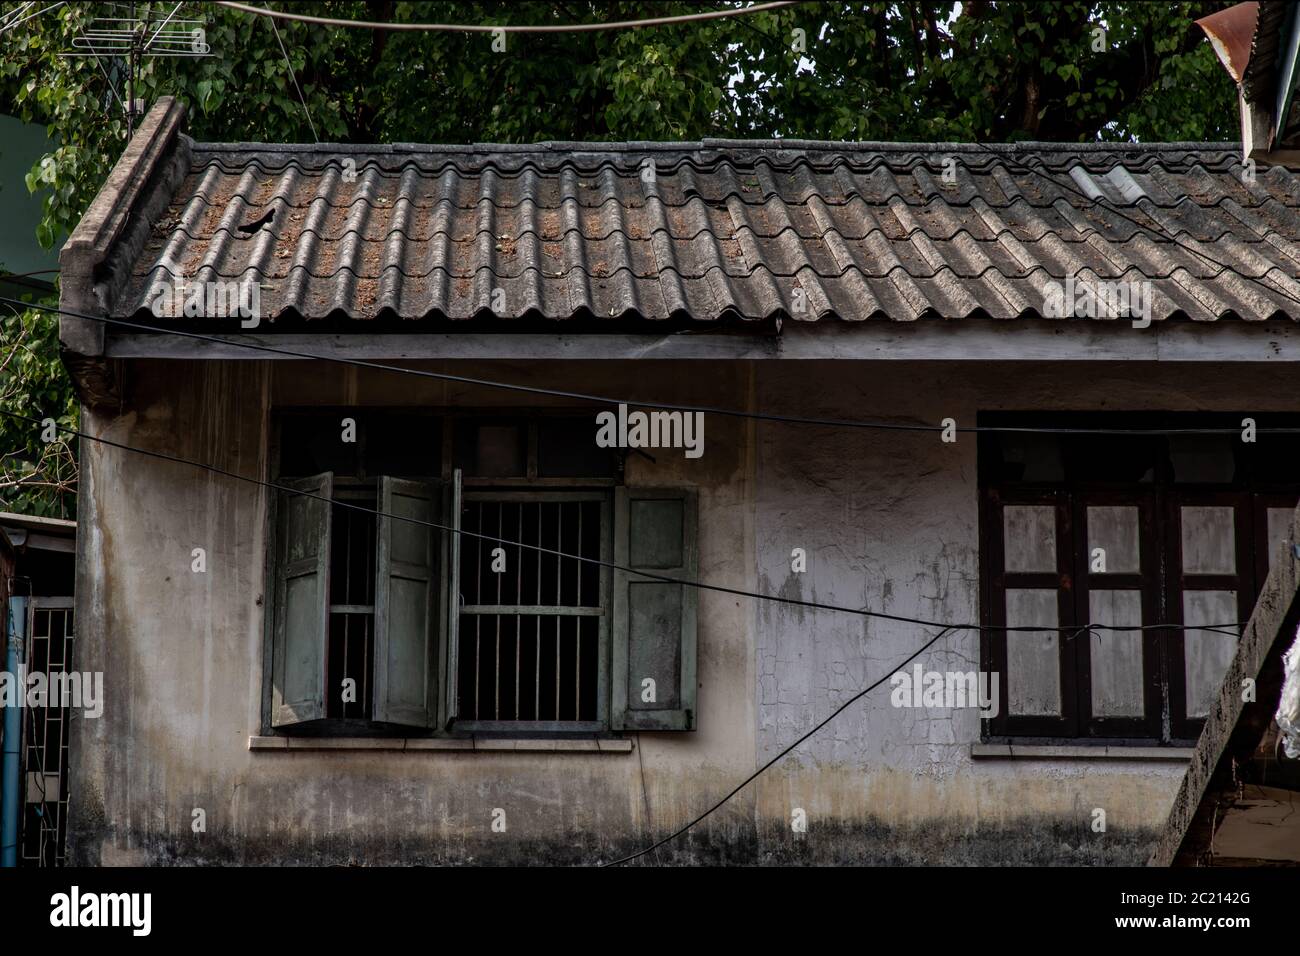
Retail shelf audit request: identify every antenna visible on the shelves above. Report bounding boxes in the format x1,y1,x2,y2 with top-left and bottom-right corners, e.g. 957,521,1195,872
57,3,212,136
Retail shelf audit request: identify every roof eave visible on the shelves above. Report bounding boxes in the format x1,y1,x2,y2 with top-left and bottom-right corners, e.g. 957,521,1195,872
58,96,190,408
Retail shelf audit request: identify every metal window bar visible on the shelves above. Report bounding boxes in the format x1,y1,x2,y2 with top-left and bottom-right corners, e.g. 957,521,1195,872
327,483,377,719
19,598,74,867
457,492,609,731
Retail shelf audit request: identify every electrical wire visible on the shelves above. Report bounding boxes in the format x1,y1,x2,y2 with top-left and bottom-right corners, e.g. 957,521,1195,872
0,269,60,282
6,296,1300,438
213,1,804,34
604,625,959,865
0,405,1247,638
264,8,318,144
968,139,1300,312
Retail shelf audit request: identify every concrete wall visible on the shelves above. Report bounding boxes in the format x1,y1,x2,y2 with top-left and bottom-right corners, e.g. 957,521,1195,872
66,356,1300,865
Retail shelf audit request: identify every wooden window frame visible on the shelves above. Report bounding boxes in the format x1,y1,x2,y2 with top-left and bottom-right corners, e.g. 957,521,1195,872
261,408,623,738
979,412,1299,745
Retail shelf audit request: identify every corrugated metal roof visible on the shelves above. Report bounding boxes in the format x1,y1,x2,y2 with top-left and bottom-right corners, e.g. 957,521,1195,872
115,137,1300,325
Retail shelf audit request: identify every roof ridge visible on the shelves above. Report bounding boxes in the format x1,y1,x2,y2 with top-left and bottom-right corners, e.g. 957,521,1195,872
190,138,1244,154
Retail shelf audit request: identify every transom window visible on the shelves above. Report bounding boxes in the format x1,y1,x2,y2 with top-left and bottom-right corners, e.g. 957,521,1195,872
979,413,1299,743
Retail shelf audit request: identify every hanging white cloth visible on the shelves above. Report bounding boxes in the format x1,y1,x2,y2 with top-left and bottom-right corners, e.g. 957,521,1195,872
1278,625,1300,759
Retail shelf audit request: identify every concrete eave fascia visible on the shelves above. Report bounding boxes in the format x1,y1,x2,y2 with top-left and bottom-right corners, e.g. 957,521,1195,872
105,317,1300,364
58,96,188,407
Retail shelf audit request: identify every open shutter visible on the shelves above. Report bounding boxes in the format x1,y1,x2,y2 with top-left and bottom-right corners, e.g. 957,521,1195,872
271,472,332,728
373,477,442,728
612,487,698,730
442,469,463,727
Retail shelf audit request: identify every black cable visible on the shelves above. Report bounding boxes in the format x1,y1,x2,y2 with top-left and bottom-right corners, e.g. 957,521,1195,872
968,139,1300,315
6,296,1300,437
214,0,804,33
0,405,1246,637
605,624,959,866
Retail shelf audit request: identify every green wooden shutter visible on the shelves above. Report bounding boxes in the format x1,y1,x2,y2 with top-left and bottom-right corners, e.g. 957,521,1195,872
373,477,442,728
442,469,463,727
271,473,332,728
612,487,698,731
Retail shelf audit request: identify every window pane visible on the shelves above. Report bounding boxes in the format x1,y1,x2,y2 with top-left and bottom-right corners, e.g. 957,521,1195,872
475,425,525,477
537,417,618,477
1003,505,1056,573
280,416,361,477
1180,506,1236,574
1266,507,1295,572
365,414,439,477
1182,590,1239,719
1005,588,1060,716
1169,435,1235,484
1088,589,1144,717
990,433,1064,483
457,497,603,724
1086,506,1140,574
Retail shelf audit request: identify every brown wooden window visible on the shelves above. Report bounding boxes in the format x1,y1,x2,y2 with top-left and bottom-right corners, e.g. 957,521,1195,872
979,413,1300,744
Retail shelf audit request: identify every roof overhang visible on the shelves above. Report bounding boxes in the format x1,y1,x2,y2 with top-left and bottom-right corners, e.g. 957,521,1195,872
0,512,77,555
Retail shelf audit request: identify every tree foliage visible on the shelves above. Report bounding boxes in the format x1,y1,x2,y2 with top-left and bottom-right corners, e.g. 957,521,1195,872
0,1,1239,514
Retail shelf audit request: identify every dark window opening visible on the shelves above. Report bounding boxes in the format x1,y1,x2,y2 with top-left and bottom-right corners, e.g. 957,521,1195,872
327,486,377,719
279,412,440,479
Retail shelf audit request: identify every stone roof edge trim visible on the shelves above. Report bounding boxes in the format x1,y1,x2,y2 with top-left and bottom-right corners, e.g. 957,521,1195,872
58,96,187,357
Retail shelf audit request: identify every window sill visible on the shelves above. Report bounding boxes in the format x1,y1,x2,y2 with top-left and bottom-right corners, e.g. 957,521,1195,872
971,743,1194,762
248,735,634,754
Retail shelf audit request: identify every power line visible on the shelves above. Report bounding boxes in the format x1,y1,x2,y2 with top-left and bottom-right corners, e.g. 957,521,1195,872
605,624,959,866
6,296,1300,438
968,139,1300,314
213,1,803,34
264,8,318,143
0,405,1246,638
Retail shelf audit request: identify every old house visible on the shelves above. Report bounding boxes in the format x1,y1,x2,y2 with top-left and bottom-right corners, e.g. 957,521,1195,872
53,87,1300,864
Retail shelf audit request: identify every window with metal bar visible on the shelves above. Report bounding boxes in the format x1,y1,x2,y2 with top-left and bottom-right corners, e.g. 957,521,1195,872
269,410,621,736
20,600,74,867
456,493,610,730
327,484,378,719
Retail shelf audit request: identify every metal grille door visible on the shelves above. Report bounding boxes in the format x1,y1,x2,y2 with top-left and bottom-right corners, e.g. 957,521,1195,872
20,598,74,867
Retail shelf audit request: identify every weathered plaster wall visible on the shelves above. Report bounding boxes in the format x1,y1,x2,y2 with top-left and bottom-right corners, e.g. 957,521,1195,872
66,355,1300,865
750,360,1300,862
